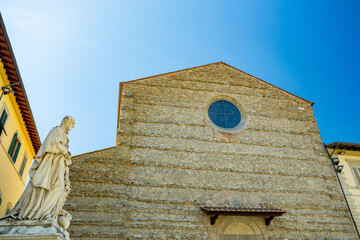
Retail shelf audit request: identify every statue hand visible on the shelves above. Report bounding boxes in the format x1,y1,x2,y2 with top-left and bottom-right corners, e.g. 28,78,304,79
63,152,71,159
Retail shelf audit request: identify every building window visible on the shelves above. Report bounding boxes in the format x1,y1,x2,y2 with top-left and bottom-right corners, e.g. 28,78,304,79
0,108,8,136
352,166,360,186
208,100,241,129
8,133,21,163
19,155,27,177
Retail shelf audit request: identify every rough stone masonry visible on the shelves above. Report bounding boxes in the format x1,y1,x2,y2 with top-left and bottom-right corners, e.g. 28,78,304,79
65,62,358,239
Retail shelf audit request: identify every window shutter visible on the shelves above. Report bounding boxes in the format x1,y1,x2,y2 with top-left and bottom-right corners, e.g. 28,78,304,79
0,110,7,123
0,110,7,136
8,133,17,156
19,156,27,177
12,141,21,163
352,167,360,186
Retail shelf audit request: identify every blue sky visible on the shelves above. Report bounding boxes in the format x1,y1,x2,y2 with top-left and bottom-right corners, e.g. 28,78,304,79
1,0,359,155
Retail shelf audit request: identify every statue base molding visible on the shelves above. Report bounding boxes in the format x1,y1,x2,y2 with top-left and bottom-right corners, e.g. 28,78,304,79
0,220,70,240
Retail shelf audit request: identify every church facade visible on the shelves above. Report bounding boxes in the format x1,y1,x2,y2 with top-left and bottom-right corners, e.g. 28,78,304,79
66,62,358,239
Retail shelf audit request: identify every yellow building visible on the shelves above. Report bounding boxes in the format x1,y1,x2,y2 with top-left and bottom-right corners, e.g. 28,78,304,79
325,142,360,233
0,14,40,217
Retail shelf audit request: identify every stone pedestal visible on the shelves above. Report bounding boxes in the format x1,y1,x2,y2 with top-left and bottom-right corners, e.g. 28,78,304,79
0,220,70,240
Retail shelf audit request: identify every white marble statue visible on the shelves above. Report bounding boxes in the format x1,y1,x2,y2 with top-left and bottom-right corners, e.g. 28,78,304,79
4,116,75,229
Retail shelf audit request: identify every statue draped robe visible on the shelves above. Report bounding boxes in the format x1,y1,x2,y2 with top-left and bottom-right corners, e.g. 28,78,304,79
10,126,71,220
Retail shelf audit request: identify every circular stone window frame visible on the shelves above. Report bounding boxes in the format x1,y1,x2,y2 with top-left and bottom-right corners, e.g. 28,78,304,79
204,96,247,133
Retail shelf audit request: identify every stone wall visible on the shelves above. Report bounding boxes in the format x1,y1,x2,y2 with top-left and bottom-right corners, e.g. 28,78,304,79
66,63,358,239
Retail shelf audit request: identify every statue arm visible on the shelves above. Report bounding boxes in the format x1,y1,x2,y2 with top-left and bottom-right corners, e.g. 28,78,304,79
56,140,68,153
54,128,69,155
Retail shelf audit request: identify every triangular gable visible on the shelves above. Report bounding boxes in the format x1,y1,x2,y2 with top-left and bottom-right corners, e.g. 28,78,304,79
117,62,314,132
120,61,313,105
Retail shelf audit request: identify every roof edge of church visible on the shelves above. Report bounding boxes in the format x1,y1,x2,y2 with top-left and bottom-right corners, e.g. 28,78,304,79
73,146,117,158
119,61,314,106
220,62,315,106
116,62,315,139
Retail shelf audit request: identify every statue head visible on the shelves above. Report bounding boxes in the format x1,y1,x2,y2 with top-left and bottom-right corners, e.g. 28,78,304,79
61,116,75,132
